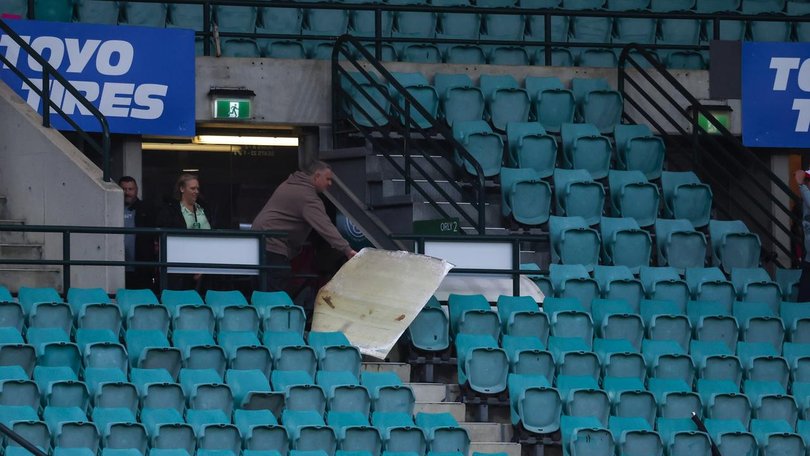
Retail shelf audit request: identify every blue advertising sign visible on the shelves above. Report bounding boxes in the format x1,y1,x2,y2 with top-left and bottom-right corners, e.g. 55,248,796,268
742,41,810,148
0,20,195,136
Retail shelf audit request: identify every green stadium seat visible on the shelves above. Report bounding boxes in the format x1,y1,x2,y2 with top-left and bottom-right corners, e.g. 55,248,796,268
507,374,561,433
661,171,713,228
703,419,757,456
613,124,665,180
599,217,651,273
553,169,605,226
479,74,531,131
454,334,508,393
499,167,552,225
642,339,695,384
654,219,707,271
524,77,575,134
684,267,735,313
548,265,599,312
560,123,612,179
731,268,782,314
505,122,558,178
433,73,485,126
451,120,504,177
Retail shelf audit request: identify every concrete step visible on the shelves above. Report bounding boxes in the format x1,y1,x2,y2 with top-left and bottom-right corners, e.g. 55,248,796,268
0,220,26,243
0,268,61,293
408,383,447,403
0,243,43,260
361,362,411,383
460,422,510,442
470,442,522,456
414,401,465,423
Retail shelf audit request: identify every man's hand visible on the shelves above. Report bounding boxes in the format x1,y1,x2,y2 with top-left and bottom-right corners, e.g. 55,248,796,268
796,169,807,186
346,249,357,259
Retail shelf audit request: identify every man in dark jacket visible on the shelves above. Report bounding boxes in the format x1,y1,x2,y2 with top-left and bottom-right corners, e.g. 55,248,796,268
251,161,357,291
119,176,156,290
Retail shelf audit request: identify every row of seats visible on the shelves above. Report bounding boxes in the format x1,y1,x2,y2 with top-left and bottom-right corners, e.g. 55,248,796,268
346,74,623,134
501,169,711,229
539,217,758,274
11,0,810,69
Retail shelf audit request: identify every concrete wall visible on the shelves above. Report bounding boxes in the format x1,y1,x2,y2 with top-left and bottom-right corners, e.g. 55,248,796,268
0,81,124,292
195,57,735,133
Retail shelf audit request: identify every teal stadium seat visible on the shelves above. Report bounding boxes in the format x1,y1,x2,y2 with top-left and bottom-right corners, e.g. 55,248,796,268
780,302,810,343
609,416,664,456
553,168,605,226
654,219,707,271
454,334,508,393
549,216,601,270
308,331,361,379
548,266,599,313
479,74,531,131
648,378,701,419
548,336,598,377
737,342,789,390
560,123,612,179
361,371,415,415
505,122,558,178
776,268,801,302
593,266,643,311
745,0,791,42
451,120,504,177
608,170,659,227
507,374,562,433
684,267,735,312
661,171,713,228
282,410,337,455
709,220,761,273
594,337,646,380
590,297,643,348
499,167,552,225
655,417,712,456
691,340,742,386
733,301,784,351
571,78,623,134
433,73,485,126
731,268,782,314
75,0,118,23
407,303,450,352
447,293,499,339
342,71,390,129
524,77,575,134
599,217,652,273
613,124,665,180
750,418,804,456
687,300,737,352
444,44,487,64
642,339,695,384
502,335,554,378
388,72,439,130
703,419,757,456
560,415,614,456
415,412,470,455
123,1,166,26
272,370,326,414
496,295,547,340
316,371,370,415
789,1,810,41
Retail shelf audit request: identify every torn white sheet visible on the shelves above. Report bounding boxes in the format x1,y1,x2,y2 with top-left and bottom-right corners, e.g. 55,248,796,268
312,248,453,359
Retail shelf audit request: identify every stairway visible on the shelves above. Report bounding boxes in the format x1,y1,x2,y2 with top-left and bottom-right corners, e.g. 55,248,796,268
362,361,524,456
0,195,61,292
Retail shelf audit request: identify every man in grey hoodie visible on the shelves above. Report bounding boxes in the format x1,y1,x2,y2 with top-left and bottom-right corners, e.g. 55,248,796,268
794,168,810,301
252,161,357,291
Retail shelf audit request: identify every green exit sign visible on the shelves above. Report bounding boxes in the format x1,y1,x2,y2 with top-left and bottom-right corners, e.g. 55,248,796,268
213,99,251,119
698,112,731,135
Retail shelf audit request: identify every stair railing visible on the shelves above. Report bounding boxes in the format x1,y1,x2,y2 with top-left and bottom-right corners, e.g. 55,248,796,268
0,18,111,181
618,43,800,267
331,34,487,234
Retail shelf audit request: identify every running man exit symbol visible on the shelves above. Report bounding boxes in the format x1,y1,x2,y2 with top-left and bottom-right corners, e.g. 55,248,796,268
229,102,239,117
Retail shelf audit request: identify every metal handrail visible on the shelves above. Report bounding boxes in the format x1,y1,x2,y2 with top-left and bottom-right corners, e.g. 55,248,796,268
0,224,291,291
0,18,111,182
0,423,48,456
617,43,801,266
332,34,488,233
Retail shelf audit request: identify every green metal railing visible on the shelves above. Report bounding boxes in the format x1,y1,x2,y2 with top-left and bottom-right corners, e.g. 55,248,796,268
0,18,111,182
0,224,292,291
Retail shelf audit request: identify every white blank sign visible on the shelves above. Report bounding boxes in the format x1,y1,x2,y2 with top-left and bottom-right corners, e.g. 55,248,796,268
423,241,512,270
166,236,260,275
